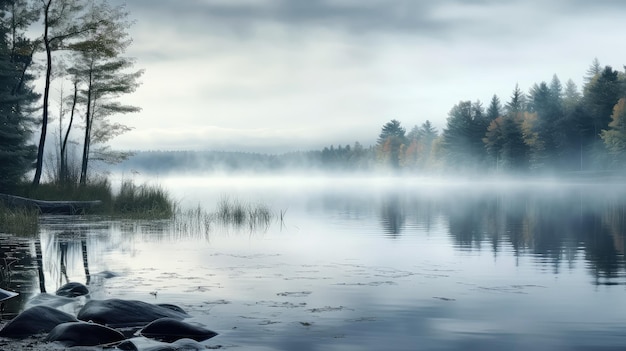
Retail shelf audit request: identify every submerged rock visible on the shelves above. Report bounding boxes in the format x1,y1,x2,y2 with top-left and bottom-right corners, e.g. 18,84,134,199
55,282,89,297
94,270,119,279
77,299,189,327
46,321,125,347
139,317,218,343
118,337,207,351
0,305,78,338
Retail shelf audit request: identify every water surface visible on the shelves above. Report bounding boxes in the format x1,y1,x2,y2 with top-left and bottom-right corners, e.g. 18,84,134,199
1,176,625,350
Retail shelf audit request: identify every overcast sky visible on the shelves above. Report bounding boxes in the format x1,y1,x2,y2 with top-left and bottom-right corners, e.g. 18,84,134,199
106,0,626,153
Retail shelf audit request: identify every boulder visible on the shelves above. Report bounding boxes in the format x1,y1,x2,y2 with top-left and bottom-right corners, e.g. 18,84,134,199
0,305,78,338
55,282,89,297
139,317,218,342
77,299,189,327
46,321,125,347
118,337,207,351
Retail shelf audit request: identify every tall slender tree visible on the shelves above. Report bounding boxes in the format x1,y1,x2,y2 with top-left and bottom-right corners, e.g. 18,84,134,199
67,0,142,185
486,94,502,122
377,119,407,169
33,0,95,185
443,101,488,171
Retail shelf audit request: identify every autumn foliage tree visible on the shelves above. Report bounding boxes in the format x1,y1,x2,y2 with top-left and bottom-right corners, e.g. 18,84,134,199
601,98,626,164
377,119,408,169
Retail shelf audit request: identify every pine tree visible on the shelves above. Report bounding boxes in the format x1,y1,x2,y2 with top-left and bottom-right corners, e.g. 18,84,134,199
377,119,407,169
506,84,526,116
584,57,601,84
443,101,487,171
486,94,502,122
0,5,37,192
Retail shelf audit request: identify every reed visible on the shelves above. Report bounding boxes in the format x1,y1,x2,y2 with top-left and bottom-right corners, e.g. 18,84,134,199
113,180,175,219
216,197,273,229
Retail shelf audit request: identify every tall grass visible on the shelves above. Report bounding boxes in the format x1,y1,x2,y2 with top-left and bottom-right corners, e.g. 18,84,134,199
113,180,175,218
172,198,277,236
216,197,274,230
8,178,176,219
13,177,114,213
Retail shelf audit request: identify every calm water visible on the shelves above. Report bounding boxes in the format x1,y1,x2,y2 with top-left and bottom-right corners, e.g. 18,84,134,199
2,175,626,350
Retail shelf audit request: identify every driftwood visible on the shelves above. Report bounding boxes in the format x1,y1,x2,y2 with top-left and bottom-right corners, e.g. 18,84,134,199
0,193,102,215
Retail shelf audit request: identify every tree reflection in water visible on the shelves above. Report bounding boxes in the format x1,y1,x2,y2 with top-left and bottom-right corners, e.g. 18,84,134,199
380,194,406,238
375,186,626,285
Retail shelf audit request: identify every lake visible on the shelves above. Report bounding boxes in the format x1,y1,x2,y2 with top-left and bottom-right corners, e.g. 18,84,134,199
1,175,626,350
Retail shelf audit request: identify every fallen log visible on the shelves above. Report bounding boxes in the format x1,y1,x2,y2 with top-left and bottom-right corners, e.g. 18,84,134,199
0,193,102,215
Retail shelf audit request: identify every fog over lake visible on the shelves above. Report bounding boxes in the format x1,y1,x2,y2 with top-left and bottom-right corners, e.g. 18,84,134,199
2,174,626,350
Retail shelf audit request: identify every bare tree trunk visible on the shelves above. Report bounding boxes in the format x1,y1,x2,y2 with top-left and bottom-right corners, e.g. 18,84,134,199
33,0,53,186
79,69,93,186
61,80,79,184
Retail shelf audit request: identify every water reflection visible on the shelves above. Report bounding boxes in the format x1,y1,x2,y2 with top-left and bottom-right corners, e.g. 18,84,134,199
1,179,626,345
317,183,626,285
380,194,405,237
0,235,38,318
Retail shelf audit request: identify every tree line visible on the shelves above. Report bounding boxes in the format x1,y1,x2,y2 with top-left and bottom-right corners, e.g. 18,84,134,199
0,0,141,192
372,59,626,174
115,59,626,176
306,59,626,174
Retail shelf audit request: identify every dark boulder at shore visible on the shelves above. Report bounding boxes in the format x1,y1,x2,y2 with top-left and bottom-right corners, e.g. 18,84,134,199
46,321,125,347
0,305,78,338
139,317,218,343
77,299,189,327
55,282,89,297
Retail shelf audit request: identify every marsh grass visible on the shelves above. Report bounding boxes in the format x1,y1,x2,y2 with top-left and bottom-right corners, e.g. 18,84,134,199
14,177,114,213
172,198,278,236
0,204,39,237
8,179,176,219
113,180,175,219
216,197,274,230
172,205,213,237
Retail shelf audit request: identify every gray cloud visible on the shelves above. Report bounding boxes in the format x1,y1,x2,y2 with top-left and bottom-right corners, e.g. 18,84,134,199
107,0,626,152
120,0,501,41
117,0,626,54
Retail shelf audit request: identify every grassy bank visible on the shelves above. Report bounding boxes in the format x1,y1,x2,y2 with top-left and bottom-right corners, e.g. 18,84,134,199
1,180,280,237
5,179,175,219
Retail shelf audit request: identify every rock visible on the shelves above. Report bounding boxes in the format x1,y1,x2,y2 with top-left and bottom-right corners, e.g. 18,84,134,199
95,270,119,279
77,299,189,327
139,317,218,342
155,304,187,315
25,293,76,309
46,321,125,347
55,282,89,297
118,337,207,351
0,305,78,338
